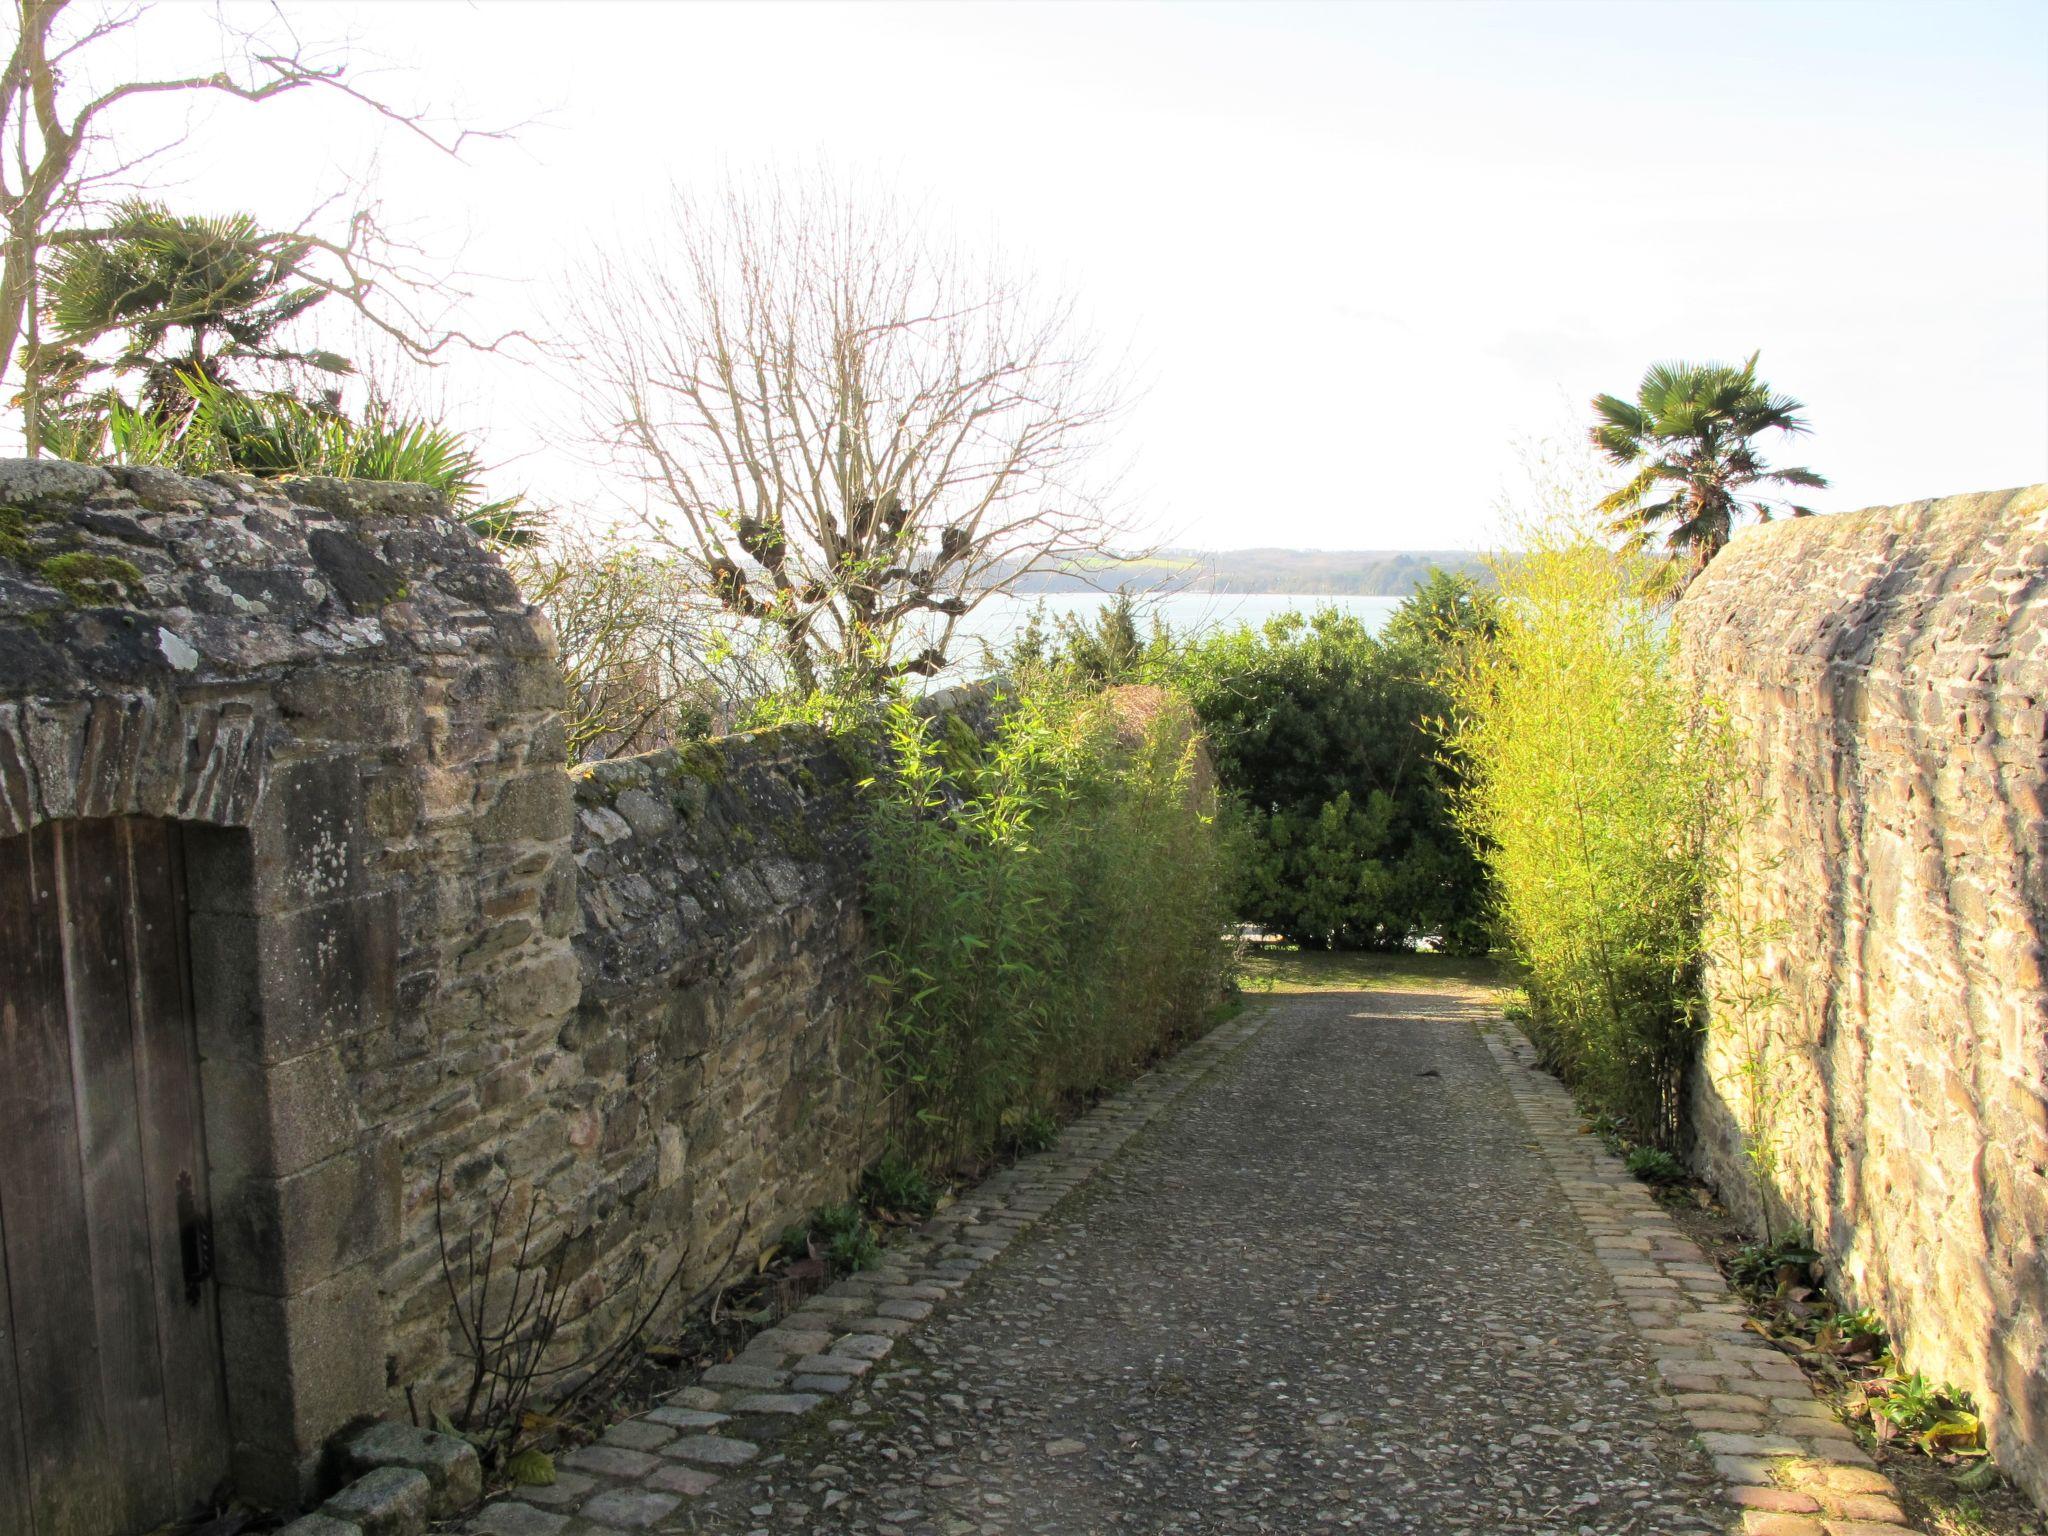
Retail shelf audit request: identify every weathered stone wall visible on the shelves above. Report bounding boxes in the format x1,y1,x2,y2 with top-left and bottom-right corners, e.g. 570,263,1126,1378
0,460,578,1503
379,728,885,1409
1673,485,2048,1504
0,460,890,1515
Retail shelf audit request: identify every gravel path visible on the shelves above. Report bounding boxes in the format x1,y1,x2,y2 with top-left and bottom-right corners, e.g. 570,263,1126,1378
672,986,1731,1536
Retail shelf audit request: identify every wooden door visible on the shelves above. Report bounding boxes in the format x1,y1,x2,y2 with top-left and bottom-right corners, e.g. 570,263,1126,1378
0,818,232,1536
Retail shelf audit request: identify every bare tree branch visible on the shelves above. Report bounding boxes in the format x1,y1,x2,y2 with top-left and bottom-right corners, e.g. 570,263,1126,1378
2,0,522,444
558,169,1129,693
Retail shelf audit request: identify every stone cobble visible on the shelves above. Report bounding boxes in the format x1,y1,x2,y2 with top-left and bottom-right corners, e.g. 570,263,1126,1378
448,984,1924,1536
454,1011,1270,1536
1478,1018,1925,1536
670,984,1729,1534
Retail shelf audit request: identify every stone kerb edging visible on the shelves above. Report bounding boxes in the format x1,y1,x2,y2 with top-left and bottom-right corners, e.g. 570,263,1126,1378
385,1008,1272,1536
1478,1019,1924,1536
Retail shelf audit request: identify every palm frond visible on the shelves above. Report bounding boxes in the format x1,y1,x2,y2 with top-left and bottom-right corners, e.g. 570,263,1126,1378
1587,349,1825,572
1594,462,1666,517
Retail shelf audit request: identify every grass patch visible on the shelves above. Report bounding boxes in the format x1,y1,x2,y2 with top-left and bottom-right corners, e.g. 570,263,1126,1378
1236,941,1513,995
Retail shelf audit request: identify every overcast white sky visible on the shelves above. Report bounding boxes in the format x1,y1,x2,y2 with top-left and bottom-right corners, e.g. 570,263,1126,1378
63,0,2048,551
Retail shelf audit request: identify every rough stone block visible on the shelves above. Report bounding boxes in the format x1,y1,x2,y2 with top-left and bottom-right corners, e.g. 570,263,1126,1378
557,1443,658,1479
600,1419,676,1451
467,1502,569,1536
320,1465,432,1536
215,1131,400,1296
794,1354,872,1377
792,1373,855,1394
831,1333,895,1361
700,1362,787,1389
647,1405,728,1429
662,1434,759,1466
508,1470,593,1508
336,1420,482,1518
199,1048,358,1180
579,1488,681,1529
644,1462,720,1496
217,1266,385,1463
723,1391,823,1416
190,891,399,1066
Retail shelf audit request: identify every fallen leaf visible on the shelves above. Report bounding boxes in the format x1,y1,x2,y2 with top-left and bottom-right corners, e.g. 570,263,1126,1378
506,1448,556,1486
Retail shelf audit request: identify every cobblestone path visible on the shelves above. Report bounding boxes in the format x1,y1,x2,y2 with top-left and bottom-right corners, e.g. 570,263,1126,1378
464,984,1921,1536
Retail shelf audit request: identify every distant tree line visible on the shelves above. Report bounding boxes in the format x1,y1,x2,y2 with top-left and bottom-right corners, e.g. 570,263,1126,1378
1001,548,1495,598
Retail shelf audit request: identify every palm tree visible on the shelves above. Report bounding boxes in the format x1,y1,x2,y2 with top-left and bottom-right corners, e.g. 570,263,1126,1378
32,200,351,436
1589,353,1827,582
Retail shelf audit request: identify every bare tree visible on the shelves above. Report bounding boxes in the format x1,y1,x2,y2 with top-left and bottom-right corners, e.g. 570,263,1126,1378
563,172,1126,694
2,0,518,448
508,525,781,760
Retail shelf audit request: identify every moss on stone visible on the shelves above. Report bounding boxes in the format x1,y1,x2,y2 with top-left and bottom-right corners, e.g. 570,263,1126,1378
669,740,729,786
38,550,145,605
0,504,59,566
774,812,825,862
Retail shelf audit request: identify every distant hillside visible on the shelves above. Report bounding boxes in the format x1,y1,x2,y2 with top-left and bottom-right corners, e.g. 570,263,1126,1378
1006,548,1493,596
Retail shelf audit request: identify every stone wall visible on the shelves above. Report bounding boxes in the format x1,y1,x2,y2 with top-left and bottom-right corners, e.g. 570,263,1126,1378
0,460,578,1503
1673,485,2048,1504
0,460,886,1512
378,726,887,1464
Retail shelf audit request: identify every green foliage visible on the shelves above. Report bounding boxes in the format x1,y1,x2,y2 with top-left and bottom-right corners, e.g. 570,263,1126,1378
0,507,32,565
33,201,348,433
1169,600,1489,952
811,1201,882,1274
1380,567,1501,651
1048,593,1169,685
861,680,1236,1170
1861,1367,1985,1456
1624,1146,1686,1186
782,1201,882,1277
1444,535,1741,1144
1591,351,1827,579
81,377,533,544
28,202,531,545
999,1107,1062,1157
1731,1233,1823,1294
504,1447,556,1487
859,1154,940,1220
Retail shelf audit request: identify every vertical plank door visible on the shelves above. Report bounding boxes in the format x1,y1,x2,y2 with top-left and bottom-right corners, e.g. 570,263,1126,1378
0,820,232,1536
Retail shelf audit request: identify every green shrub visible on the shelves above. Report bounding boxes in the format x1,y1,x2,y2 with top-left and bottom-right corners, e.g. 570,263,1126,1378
861,679,1236,1170
999,1107,1062,1156
1444,534,1739,1145
1624,1146,1686,1185
71,376,533,544
859,1154,939,1220
1170,602,1490,952
780,1202,882,1277
810,1201,882,1275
